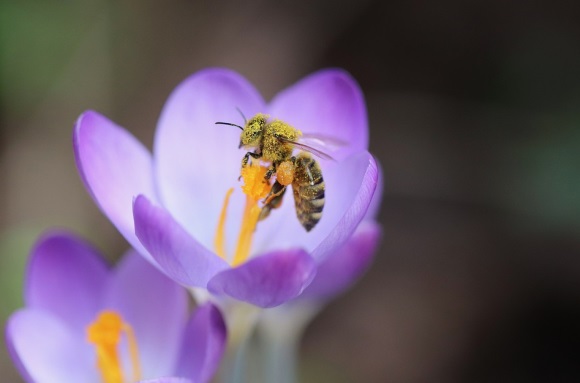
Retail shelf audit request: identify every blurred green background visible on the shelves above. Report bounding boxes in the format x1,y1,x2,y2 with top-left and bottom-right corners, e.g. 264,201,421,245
2,0,580,382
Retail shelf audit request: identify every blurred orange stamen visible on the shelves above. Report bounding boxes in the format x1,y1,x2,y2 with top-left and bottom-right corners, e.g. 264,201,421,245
86,310,142,383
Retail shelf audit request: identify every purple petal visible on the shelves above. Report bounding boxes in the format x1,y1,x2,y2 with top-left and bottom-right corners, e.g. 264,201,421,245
175,303,226,383
104,250,188,378
73,110,158,259
267,69,368,161
310,152,378,260
207,249,317,308
6,309,97,383
300,221,381,300
154,68,266,250
366,160,384,220
25,231,109,334
138,379,192,383
133,195,229,287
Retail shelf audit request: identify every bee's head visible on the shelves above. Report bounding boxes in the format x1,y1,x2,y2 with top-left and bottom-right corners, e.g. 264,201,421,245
240,113,268,148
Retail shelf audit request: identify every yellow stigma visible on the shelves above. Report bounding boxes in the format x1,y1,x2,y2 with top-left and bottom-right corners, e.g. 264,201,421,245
86,310,142,383
214,161,271,266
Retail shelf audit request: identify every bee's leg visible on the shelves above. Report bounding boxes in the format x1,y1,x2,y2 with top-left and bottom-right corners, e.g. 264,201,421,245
259,181,287,221
263,181,286,205
241,151,262,168
239,152,262,180
264,164,277,180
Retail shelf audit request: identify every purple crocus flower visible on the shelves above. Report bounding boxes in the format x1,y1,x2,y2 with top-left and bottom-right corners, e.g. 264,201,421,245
5,231,226,383
74,68,379,309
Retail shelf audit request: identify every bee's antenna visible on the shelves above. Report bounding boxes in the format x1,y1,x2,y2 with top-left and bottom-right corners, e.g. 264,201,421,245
236,107,247,124
215,121,243,130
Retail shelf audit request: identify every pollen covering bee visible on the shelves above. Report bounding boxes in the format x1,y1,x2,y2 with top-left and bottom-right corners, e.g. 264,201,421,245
215,113,335,232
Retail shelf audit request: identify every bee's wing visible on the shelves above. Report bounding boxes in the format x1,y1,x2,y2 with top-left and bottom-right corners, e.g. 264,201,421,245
299,133,348,150
277,136,336,161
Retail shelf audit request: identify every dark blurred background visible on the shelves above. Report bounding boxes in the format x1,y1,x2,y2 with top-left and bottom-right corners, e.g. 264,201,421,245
2,1,580,382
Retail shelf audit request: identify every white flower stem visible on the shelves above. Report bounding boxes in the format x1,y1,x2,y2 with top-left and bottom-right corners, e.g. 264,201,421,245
220,335,251,383
257,302,321,383
217,301,262,383
261,330,300,383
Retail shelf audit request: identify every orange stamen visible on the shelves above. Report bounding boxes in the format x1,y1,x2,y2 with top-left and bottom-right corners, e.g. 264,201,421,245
232,163,270,266
86,310,142,383
214,188,234,260
232,200,262,266
214,162,272,266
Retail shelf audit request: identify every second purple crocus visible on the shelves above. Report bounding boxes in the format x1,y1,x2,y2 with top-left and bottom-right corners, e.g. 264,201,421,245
5,231,226,383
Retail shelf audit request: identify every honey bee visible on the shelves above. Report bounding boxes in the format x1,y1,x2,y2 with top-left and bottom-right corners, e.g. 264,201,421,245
216,113,334,232
260,152,326,231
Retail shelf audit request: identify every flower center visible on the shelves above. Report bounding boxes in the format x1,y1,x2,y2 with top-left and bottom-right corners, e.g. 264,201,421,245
86,310,142,383
214,161,271,266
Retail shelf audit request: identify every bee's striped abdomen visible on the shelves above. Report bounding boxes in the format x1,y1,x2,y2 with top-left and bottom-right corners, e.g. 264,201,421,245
292,153,325,232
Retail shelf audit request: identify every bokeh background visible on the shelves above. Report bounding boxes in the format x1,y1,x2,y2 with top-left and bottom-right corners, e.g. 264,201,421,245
2,0,580,382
